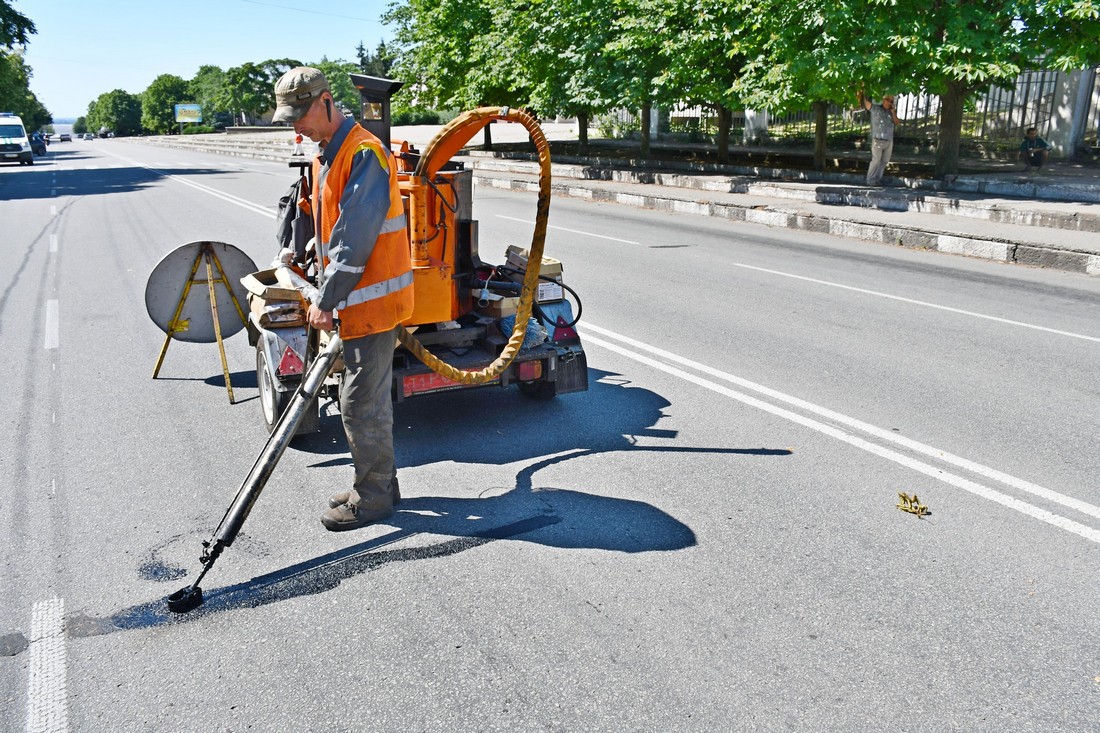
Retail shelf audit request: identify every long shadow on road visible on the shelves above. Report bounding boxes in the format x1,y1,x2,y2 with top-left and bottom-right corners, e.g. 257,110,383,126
0,156,229,200
66,367,791,637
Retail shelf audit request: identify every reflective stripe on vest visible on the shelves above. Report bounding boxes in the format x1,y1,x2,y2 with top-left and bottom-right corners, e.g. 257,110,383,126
338,270,414,310
313,123,413,339
380,212,408,234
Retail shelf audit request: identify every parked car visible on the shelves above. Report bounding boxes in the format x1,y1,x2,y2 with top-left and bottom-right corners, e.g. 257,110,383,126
0,112,35,165
59,133,71,142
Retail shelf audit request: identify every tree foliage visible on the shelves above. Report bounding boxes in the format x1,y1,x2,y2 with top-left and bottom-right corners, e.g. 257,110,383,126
188,65,227,127
142,74,190,134
506,0,620,149
87,89,141,136
357,41,395,78
0,50,48,128
0,3,48,128
0,0,34,48
386,0,519,110
314,57,361,117
55,0,1100,175
216,62,274,125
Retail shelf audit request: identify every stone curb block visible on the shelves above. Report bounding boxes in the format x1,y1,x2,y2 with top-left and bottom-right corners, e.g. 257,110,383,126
473,174,1095,275
126,139,1099,278
469,158,1099,232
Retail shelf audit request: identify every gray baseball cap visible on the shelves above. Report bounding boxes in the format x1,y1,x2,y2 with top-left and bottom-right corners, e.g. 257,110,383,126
272,67,330,123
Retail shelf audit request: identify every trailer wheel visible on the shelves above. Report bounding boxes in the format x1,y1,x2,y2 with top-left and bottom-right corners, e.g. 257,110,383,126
257,344,291,431
518,380,557,400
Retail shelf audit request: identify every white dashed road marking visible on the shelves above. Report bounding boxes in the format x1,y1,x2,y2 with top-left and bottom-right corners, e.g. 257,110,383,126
26,597,69,733
44,300,59,350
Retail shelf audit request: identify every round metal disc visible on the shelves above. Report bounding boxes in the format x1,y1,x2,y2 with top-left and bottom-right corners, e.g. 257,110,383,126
145,241,258,343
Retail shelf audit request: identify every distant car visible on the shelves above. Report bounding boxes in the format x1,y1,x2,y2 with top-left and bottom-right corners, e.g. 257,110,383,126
83,133,94,140
59,133,71,142
30,132,46,156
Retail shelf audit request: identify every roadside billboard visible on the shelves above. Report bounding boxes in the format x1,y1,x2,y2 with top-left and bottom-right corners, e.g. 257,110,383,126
174,104,203,123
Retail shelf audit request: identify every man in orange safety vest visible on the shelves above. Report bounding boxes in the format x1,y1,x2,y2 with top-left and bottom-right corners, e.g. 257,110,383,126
272,66,413,531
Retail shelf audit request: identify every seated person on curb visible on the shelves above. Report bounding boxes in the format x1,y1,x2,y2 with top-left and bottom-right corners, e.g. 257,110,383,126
1019,127,1050,172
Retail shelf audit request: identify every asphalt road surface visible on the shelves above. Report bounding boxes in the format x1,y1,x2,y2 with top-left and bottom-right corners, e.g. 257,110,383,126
2,138,1099,732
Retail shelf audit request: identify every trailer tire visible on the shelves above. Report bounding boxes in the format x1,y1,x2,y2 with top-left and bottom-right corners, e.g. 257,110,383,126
257,344,292,431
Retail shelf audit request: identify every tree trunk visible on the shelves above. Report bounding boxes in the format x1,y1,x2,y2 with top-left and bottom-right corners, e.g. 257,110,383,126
483,123,493,152
812,99,828,172
716,105,731,164
577,110,589,154
640,100,651,159
935,80,968,178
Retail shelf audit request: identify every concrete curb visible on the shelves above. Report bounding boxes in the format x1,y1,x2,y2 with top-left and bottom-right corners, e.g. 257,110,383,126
467,158,1100,233
467,149,1100,205
474,175,1100,276
126,136,1100,277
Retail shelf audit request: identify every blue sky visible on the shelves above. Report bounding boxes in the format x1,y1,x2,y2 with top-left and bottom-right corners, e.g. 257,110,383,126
19,0,396,118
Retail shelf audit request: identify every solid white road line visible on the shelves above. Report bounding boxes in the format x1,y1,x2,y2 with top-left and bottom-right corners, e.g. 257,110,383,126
44,301,59,350
495,215,641,244
26,597,68,733
731,262,1100,344
101,150,275,219
585,322,1100,521
584,323,1100,545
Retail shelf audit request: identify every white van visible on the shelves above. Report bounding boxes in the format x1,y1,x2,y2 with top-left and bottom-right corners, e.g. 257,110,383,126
0,112,34,165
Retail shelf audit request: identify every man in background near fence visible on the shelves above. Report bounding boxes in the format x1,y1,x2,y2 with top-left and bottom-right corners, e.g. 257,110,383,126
858,90,900,186
1019,127,1050,173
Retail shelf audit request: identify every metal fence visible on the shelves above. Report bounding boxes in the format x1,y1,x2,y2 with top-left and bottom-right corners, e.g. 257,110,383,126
1082,68,1100,148
599,68,1084,149
696,73,1058,145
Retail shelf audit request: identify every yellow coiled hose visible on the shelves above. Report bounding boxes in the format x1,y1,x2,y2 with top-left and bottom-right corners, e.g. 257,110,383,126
396,106,551,384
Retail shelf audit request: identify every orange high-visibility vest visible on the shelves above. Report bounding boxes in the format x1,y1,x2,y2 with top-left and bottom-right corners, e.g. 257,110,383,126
312,124,412,339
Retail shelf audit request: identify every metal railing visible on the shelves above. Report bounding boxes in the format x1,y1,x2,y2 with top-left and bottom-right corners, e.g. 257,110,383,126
597,68,1082,151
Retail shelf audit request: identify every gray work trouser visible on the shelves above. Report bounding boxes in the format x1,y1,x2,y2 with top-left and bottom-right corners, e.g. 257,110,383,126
866,137,893,185
340,327,397,508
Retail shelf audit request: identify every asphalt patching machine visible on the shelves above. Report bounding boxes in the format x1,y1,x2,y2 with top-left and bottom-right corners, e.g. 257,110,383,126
167,76,588,613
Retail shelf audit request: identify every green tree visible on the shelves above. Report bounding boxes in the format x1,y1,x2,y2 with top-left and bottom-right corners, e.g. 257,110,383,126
188,65,228,127
216,58,302,125
87,89,141,136
0,0,34,48
142,74,190,134
216,62,271,125
650,0,753,163
356,40,395,77
736,0,867,171
604,0,669,157
0,49,49,127
72,115,86,134
507,0,620,152
386,0,525,148
880,0,1100,176
313,57,361,118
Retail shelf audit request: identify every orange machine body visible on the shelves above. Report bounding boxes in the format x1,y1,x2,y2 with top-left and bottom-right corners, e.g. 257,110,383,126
396,165,473,326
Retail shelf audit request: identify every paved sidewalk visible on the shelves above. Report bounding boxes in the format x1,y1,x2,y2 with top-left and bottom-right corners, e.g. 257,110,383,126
129,124,1100,277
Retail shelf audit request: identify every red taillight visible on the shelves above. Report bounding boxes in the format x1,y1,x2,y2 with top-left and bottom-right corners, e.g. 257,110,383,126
518,360,542,381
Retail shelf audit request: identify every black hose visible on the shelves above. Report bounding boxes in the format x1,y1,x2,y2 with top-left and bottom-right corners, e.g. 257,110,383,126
489,266,583,328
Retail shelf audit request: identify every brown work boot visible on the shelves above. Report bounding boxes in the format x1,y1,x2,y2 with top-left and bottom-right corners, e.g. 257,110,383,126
328,476,401,509
320,499,393,532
